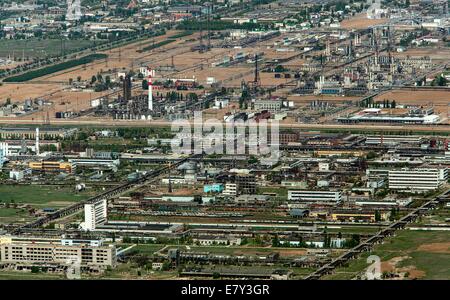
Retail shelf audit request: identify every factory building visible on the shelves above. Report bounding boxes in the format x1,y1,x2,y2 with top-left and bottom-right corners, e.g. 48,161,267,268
253,99,283,112
388,168,448,192
29,161,73,173
68,158,120,171
330,210,389,222
288,190,342,203
0,127,77,139
337,108,440,124
365,135,424,145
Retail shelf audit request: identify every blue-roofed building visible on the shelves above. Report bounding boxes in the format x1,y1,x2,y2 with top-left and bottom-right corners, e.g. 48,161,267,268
203,183,224,193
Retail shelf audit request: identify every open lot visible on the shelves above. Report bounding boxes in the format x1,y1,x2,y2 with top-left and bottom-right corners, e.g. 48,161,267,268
323,229,450,280
0,185,96,208
374,89,450,106
340,13,388,30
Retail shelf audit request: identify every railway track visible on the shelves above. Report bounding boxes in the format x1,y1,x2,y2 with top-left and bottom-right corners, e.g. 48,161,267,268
9,154,201,235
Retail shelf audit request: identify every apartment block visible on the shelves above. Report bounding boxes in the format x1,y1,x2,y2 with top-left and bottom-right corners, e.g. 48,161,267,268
0,236,116,270
81,200,108,231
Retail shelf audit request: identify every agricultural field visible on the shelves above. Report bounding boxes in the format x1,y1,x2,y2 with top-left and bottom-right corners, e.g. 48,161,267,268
0,207,32,224
0,38,97,60
323,229,450,280
0,184,96,208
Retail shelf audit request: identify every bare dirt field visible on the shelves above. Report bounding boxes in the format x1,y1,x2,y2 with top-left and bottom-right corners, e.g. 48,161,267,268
374,89,450,123
393,48,450,62
281,57,306,69
273,249,307,257
0,83,61,103
0,61,22,70
0,30,213,120
34,30,198,83
416,242,450,254
340,13,388,30
28,89,110,120
380,256,426,280
374,90,450,105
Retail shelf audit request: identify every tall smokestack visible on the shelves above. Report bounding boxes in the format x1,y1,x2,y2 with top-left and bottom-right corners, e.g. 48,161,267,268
147,67,154,111
35,127,40,155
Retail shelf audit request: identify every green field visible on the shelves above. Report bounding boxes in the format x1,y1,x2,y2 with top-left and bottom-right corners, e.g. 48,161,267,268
168,31,193,39
0,207,24,217
0,271,64,280
0,39,96,59
257,186,288,197
0,185,95,207
323,230,450,280
0,207,32,224
137,39,175,53
3,53,107,82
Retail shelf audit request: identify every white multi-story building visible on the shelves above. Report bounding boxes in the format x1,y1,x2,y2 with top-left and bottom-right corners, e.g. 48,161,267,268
288,190,342,203
223,183,238,196
388,168,448,192
0,142,9,156
0,147,6,168
318,162,330,171
9,170,24,181
81,200,107,231
0,236,116,269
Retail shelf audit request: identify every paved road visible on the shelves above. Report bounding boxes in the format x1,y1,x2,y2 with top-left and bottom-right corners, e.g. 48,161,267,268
0,118,449,134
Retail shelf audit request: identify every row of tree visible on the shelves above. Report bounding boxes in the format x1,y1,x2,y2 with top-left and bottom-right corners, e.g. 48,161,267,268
4,53,107,82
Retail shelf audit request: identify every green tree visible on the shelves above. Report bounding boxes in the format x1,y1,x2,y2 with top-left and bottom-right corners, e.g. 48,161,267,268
375,210,381,222
272,235,280,247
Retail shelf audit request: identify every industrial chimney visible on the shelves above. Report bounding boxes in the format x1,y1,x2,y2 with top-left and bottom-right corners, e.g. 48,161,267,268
147,67,155,111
